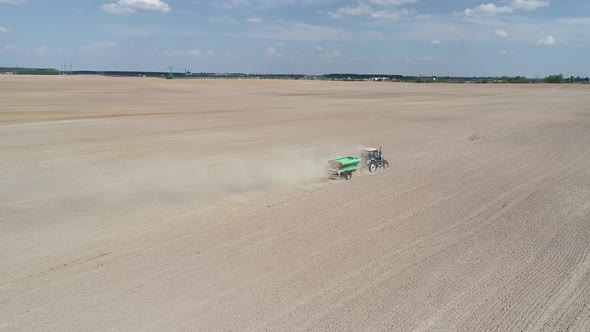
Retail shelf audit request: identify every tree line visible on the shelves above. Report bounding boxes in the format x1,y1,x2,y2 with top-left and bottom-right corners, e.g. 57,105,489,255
0,67,59,75
1,67,589,84
543,74,590,84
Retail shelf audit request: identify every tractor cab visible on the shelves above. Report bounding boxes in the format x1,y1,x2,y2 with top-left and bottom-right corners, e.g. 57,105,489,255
361,147,389,173
361,148,382,161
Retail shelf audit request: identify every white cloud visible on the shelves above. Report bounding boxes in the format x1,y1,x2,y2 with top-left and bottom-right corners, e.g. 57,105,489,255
164,49,208,57
315,45,323,51
512,0,550,11
102,4,134,14
431,39,441,45
35,45,49,54
101,0,171,15
554,17,590,26
320,50,342,59
1,44,21,52
0,26,8,33
465,0,549,17
538,35,555,45
396,14,586,47
464,4,513,17
494,29,509,38
0,0,27,4
329,3,373,17
329,0,417,20
246,17,263,24
330,6,414,20
499,49,513,55
222,0,247,9
237,21,353,42
235,18,387,43
371,8,414,20
367,0,417,5
265,46,280,58
221,0,356,10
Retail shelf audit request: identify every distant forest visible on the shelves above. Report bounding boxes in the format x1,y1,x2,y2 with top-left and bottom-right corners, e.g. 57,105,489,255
1,67,589,84
0,67,59,75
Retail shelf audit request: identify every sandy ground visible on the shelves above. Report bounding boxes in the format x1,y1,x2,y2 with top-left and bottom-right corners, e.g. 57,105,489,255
1,75,590,331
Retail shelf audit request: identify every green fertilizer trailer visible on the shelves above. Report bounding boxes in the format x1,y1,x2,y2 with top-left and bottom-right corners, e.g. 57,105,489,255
328,156,362,180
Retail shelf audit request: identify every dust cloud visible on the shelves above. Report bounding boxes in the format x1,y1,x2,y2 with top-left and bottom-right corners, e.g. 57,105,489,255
2,143,372,221
57,149,354,213
85,145,374,211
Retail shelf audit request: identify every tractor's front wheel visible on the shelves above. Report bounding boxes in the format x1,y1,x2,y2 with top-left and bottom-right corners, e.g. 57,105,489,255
383,161,390,169
345,171,352,180
368,161,377,173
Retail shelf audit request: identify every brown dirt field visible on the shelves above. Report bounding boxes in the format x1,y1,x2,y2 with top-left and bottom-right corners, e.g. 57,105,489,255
2,75,590,331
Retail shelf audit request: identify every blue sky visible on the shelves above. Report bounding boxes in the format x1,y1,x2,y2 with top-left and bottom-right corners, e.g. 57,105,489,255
0,0,589,76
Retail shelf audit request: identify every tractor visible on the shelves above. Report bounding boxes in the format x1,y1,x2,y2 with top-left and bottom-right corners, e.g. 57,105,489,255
361,147,389,173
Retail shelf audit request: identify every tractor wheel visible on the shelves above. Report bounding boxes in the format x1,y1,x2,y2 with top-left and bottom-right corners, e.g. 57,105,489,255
368,162,377,173
383,161,390,169
345,171,352,180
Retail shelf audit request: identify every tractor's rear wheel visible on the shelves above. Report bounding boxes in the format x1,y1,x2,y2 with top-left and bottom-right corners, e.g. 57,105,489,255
368,162,377,173
345,171,352,180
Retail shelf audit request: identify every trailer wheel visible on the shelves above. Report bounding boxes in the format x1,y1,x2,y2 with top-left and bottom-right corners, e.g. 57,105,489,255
368,161,377,173
345,171,352,180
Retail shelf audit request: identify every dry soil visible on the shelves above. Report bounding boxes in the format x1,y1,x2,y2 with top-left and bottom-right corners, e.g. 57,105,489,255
2,76,590,331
